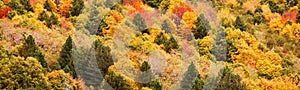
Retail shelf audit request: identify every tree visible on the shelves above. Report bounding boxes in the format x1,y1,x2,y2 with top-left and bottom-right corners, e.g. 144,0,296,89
46,70,82,89
191,74,204,90
47,13,59,28
143,0,162,8
38,11,49,22
133,13,148,34
154,32,167,45
44,0,52,11
20,0,34,12
181,62,198,90
86,5,101,35
70,0,84,16
94,40,114,75
165,36,179,53
139,61,162,90
216,67,246,90
58,36,77,78
192,14,210,39
0,56,50,89
105,71,132,90
234,16,246,31
161,20,171,33
18,35,48,68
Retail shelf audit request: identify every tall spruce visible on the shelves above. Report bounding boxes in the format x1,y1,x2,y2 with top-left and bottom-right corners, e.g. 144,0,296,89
181,62,198,90
192,14,211,39
105,71,132,90
44,0,52,11
216,67,246,90
59,36,77,78
139,61,162,90
70,0,84,16
133,13,148,34
18,35,48,68
94,39,114,75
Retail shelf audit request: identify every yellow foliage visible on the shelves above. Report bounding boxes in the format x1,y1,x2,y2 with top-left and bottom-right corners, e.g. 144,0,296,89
256,59,282,79
46,70,81,89
196,36,212,55
242,0,260,12
49,0,58,12
182,11,198,29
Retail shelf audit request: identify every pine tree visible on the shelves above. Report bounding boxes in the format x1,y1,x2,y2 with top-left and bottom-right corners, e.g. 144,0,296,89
59,36,77,78
161,20,171,33
18,35,48,68
133,13,148,34
140,61,151,72
94,39,114,75
44,0,52,11
216,67,246,90
38,11,49,21
105,71,132,90
70,0,84,16
143,0,162,8
139,61,162,90
20,0,34,12
181,62,198,90
234,16,246,31
154,32,167,45
191,74,204,90
192,14,211,39
46,13,59,28
165,36,179,53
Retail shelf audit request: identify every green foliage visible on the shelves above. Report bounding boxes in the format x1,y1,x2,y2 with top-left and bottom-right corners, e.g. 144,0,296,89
297,10,300,23
44,0,52,11
192,14,211,39
161,20,171,33
70,0,84,16
286,0,298,7
143,0,162,8
58,36,77,78
191,74,204,90
160,0,170,14
7,11,16,20
140,61,151,72
145,80,163,90
105,71,132,90
0,46,9,60
47,13,59,28
38,11,49,21
181,62,198,90
133,13,148,34
94,39,114,75
216,67,246,90
253,13,265,24
234,16,246,31
18,35,48,68
154,32,178,53
97,19,107,36
7,0,25,15
0,56,50,89
20,0,34,12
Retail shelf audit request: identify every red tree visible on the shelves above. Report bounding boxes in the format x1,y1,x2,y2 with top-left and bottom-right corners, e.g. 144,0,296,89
0,7,11,19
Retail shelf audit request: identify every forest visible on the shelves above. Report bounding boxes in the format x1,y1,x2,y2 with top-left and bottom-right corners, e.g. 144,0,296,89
0,0,300,90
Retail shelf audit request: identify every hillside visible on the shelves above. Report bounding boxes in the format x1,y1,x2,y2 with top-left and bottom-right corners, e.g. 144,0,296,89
0,0,300,90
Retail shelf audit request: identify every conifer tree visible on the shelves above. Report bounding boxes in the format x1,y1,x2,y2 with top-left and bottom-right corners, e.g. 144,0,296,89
59,36,77,78
234,16,246,31
192,14,210,39
161,20,171,33
139,61,162,90
44,0,52,11
133,13,148,34
216,67,246,90
165,36,179,53
20,0,34,12
94,39,114,75
38,11,49,22
18,35,48,68
143,0,162,8
191,74,204,90
181,62,198,90
70,0,84,16
154,32,167,45
105,71,132,90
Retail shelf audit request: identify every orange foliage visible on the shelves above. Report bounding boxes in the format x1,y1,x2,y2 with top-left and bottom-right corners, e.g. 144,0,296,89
0,7,11,18
123,0,142,5
281,10,298,24
132,1,144,12
173,5,192,19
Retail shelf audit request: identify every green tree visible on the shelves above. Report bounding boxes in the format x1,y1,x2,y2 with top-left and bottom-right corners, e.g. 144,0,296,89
70,0,84,16
38,11,49,22
138,61,162,90
216,67,246,90
192,14,211,39
191,74,204,90
161,20,171,33
44,0,52,11
94,40,114,75
160,0,170,14
18,35,48,68
181,62,198,90
46,13,59,28
154,32,168,45
234,16,246,31
0,56,50,89
105,71,132,90
165,36,179,53
20,0,34,12
133,13,148,34
143,0,162,8
58,36,77,78
140,61,151,72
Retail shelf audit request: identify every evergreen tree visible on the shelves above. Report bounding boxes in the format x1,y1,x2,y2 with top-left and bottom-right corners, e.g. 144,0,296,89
44,0,52,11
139,61,162,90
38,11,49,22
154,32,167,45
59,36,77,78
133,13,148,34
20,0,34,12
165,36,179,53
161,20,171,33
70,0,84,16
216,67,246,90
18,35,48,68
86,5,100,35
234,16,246,31
181,62,198,90
140,61,151,72
94,40,114,75
191,74,204,90
143,0,162,8
192,14,211,39
105,71,132,90
46,13,59,28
